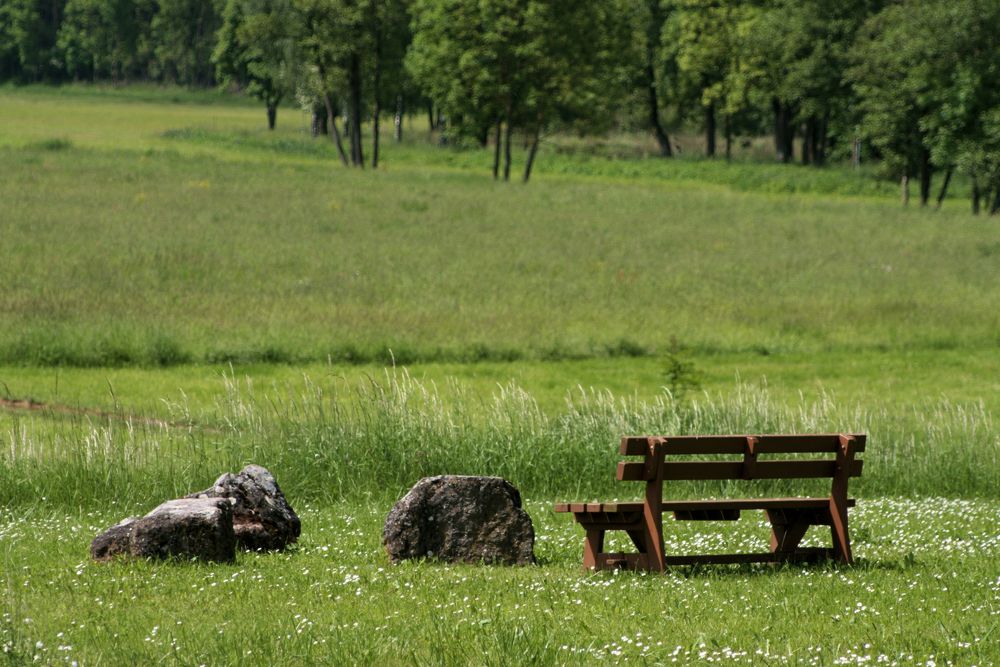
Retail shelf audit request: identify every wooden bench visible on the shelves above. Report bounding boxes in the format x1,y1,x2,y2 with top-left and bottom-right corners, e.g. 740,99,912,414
554,433,865,571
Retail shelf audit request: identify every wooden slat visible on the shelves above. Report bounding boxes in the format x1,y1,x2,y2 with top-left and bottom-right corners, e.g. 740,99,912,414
618,461,649,481
621,459,863,481
622,435,747,455
661,498,855,511
662,461,744,479
620,434,866,455
753,434,866,454
554,501,644,514
659,460,863,480
620,437,655,455
663,552,783,565
662,547,831,566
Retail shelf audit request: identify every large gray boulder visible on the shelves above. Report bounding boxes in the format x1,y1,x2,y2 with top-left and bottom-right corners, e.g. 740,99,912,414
383,475,535,565
90,498,237,563
90,517,138,562
129,498,236,563
186,464,300,551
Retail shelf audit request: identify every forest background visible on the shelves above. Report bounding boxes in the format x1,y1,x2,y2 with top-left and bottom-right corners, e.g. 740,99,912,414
2,0,1000,203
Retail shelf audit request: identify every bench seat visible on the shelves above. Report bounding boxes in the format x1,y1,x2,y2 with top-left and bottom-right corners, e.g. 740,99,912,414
555,497,855,514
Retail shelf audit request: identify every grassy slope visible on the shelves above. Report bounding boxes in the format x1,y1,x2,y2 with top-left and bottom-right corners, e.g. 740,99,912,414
3,92,1000,367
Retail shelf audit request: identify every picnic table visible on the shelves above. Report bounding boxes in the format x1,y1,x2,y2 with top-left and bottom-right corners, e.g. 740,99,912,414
555,434,865,571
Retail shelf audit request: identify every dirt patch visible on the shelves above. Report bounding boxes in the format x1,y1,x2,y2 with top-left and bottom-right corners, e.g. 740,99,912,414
0,395,210,432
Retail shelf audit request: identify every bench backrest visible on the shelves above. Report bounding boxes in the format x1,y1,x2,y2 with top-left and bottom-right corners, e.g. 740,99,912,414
617,434,865,483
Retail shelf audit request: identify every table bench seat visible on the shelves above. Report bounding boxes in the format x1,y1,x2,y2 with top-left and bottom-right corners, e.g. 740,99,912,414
556,497,856,514
555,434,866,571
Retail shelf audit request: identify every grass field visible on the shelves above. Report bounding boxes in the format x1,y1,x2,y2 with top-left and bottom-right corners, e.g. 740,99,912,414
1,85,998,665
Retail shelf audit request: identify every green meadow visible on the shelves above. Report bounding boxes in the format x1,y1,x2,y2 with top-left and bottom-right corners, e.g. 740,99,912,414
1,86,998,665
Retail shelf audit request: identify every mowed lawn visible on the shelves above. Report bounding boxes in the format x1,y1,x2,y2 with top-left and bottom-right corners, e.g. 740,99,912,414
1,86,998,665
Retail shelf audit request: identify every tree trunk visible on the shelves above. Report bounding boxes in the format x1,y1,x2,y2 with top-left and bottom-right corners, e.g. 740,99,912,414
646,63,672,157
772,98,782,159
523,121,542,183
394,95,403,142
371,28,382,169
348,52,364,168
503,115,513,182
492,119,502,181
782,115,795,164
371,101,381,169
266,100,278,130
773,99,794,162
972,176,981,215
801,121,811,165
322,92,349,167
705,103,716,158
852,138,861,169
991,180,1000,215
815,114,829,166
724,114,732,161
935,168,952,210
427,102,436,131
901,173,910,207
919,148,932,206
311,107,328,137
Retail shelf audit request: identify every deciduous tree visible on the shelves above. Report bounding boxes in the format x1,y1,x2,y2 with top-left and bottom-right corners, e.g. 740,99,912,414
408,0,631,181
215,0,301,129
152,0,225,87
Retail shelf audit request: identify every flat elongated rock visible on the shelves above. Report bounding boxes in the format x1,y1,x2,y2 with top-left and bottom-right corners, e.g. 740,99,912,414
383,475,535,565
186,464,300,551
129,498,236,563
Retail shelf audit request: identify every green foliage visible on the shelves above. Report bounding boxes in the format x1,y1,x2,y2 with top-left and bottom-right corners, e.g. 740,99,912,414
294,0,409,165
151,0,225,86
0,4,21,81
408,0,632,177
56,0,157,82
663,0,748,114
2,0,68,82
848,3,930,180
913,0,1000,205
734,0,875,161
848,0,1000,208
214,0,301,126
662,341,700,402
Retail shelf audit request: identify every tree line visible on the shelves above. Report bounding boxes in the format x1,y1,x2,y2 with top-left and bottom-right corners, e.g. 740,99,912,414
2,0,999,208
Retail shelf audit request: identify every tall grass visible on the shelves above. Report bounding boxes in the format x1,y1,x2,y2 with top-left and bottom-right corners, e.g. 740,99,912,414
2,373,996,509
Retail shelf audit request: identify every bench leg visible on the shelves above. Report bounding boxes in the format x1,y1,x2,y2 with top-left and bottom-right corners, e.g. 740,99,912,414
828,498,853,564
583,529,605,571
766,510,811,556
626,529,647,552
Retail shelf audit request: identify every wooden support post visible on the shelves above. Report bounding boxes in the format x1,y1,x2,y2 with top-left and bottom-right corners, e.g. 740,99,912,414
626,529,647,552
641,437,667,571
829,434,856,563
583,529,605,571
766,509,811,556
